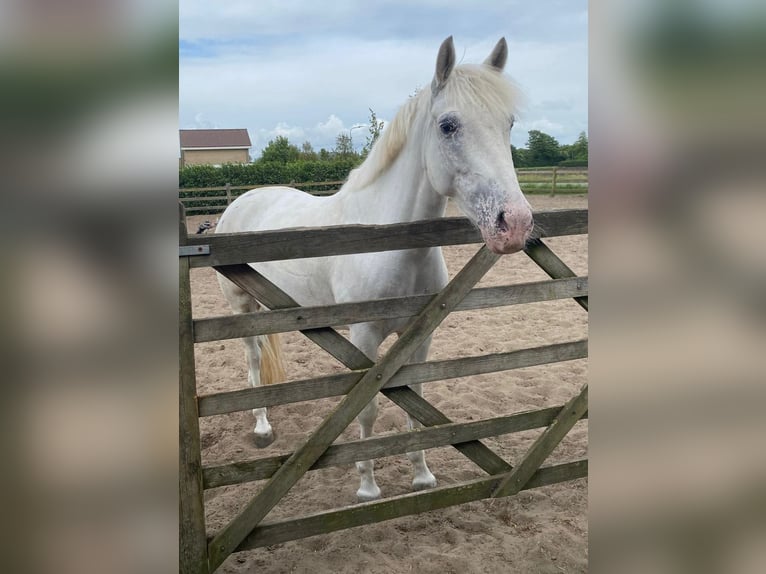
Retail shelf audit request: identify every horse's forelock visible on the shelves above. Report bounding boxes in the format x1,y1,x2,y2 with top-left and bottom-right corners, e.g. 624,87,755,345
444,65,521,121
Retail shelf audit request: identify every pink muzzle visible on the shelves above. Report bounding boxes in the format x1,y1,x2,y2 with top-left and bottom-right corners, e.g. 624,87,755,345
481,207,534,254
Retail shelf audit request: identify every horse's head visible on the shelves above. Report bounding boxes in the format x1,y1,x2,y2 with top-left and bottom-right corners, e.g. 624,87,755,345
424,36,533,254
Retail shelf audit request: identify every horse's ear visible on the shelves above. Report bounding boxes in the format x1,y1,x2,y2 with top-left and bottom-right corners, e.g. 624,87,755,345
432,36,456,95
484,37,508,71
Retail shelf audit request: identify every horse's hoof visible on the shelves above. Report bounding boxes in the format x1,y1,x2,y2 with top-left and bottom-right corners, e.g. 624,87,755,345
253,430,275,448
412,473,437,491
356,485,382,503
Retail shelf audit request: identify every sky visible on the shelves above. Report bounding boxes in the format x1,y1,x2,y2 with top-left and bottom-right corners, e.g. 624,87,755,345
179,1,588,158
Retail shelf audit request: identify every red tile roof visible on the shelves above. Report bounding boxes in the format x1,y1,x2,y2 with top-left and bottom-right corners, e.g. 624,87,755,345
179,129,251,149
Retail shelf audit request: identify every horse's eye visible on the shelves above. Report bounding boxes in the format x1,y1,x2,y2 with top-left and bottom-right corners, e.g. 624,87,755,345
510,115,515,129
439,118,459,135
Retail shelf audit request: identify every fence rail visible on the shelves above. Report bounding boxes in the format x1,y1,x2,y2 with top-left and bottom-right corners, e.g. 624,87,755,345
179,205,588,573
203,406,589,489
193,276,587,342
184,210,587,268
179,169,588,214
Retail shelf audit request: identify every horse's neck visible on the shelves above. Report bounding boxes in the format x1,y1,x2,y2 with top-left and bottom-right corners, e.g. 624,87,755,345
336,133,446,224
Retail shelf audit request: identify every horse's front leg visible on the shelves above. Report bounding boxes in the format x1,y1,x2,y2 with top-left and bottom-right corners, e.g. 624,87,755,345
349,324,385,502
404,336,438,491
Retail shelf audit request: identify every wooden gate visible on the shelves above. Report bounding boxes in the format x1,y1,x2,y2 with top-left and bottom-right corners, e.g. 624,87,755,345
179,205,588,573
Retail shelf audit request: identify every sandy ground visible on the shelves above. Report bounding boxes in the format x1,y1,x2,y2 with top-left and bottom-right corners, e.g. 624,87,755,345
187,194,588,573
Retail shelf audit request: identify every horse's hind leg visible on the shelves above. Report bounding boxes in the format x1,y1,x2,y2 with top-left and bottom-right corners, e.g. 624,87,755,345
403,337,437,491
243,334,275,447
219,277,276,448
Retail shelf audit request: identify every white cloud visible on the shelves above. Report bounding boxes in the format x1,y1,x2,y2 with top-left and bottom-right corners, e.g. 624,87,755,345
248,115,369,154
179,2,588,155
312,115,347,140
271,122,306,141
179,37,440,154
524,118,565,134
187,112,217,129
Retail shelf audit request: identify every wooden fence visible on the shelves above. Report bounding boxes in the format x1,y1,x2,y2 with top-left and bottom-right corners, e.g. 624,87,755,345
179,168,588,214
517,166,588,195
179,205,588,573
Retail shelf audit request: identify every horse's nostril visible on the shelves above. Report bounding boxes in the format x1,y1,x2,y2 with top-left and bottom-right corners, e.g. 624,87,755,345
496,210,509,233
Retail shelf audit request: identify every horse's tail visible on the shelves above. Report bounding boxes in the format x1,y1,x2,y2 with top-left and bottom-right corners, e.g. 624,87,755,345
259,333,285,386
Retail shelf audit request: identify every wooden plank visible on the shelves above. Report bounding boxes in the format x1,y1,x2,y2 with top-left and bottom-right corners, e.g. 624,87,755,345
524,189,588,196
524,238,589,311
296,180,345,187
232,460,588,551
214,264,372,370
206,246,500,571
198,339,588,415
203,407,588,488
179,184,271,193
187,210,588,268
383,387,512,475
179,181,345,194
517,167,586,173
200,371,360,416
184,206,226,214
492,384,589,498
178,185,231,195
178,204,210,574
518,172,587,179
180,195,230,203
550,166,558,197
193,276,588,342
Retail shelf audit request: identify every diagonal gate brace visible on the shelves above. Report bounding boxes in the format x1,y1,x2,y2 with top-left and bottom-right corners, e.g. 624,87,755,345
524,238,588,311
383,387,512,475
492,383,588,498
215,263,371,370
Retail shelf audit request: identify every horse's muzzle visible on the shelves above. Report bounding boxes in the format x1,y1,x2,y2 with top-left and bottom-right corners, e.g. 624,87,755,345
482,208,533,254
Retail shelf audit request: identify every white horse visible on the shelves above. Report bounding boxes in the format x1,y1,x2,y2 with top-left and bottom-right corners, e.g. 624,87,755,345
216,36,534,501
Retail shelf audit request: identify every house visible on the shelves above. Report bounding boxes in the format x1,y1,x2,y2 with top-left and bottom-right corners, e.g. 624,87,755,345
179,128,252,167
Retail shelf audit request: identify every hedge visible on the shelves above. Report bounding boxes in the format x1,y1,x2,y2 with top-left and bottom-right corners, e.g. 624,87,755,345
558,159,588,167
179,158,361,189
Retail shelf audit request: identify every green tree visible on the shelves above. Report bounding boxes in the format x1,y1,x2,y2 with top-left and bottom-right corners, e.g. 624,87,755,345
526,130,564,167
362,108,385,157
300,140,317,160
511,144,529,167
570,131,588,160
260,135,300,164
334,133,354,157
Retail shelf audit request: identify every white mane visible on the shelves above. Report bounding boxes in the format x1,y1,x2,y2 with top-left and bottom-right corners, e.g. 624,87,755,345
343,64,521,192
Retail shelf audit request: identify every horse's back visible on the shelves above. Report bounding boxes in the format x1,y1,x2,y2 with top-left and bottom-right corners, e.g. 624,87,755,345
217,186,324,234
216,186,338,307
215,185,448,311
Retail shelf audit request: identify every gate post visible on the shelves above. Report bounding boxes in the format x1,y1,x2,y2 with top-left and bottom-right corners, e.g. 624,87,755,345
179,204,209,574
549,166,558,197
